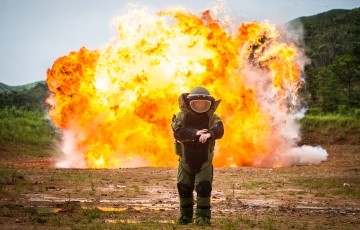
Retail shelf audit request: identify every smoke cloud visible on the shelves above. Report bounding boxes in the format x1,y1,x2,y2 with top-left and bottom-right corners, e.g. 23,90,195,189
241,20,328,167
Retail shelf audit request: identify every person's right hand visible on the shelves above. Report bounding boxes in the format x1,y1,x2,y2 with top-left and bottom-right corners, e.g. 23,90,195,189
196,129,208,136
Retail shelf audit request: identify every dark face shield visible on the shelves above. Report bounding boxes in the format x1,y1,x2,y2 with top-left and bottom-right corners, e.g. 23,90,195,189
187,94,214,114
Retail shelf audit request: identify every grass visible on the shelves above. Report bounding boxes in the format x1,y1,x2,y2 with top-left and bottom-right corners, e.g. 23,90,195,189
0,107,56,146
0,164,30,194
301,114,360,134
291,177,360,197
301,114,360,144
0,164,25,185
50,171,95,182
217,216,258,229
241,180,270,190
81,208,102,222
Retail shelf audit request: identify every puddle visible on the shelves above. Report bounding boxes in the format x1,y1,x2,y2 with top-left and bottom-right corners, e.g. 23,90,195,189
294,205,360,215
96,206,175,212
99,185,127,192
240,198,280,208
18,192,360,219
105,219,175,224
97,207,128,212
22,191,360,217
26,194,94,203
24,193,178,212
25,192,277,209
135,207,174,211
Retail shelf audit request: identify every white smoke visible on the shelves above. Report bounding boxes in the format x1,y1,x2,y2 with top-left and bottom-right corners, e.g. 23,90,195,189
241,21,328,167
285,145,329,166
55,130,152,168
56,130,87,168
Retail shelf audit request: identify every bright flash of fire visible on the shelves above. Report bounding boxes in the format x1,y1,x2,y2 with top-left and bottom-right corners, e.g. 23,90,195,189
46,8,327,168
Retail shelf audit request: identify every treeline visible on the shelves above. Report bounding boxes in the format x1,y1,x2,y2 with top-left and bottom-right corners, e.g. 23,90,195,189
290,8,360,115
0,82,49,111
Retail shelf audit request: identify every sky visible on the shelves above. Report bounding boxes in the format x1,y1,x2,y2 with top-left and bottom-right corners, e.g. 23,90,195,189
0,0,359,86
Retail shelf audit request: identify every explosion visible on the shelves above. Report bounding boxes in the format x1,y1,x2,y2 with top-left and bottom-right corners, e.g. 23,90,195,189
46,7,328,168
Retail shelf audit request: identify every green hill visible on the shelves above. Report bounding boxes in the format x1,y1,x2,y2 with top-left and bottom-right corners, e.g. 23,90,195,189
289,7,360,114
0,81,49,111
0,81,46,94
290,8,360,67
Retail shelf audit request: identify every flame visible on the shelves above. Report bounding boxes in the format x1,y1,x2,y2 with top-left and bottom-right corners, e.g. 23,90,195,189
47,8,307,168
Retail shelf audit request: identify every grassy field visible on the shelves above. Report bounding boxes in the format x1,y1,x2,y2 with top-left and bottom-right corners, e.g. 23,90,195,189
301,114,360,145
0,107,57,157
0,107,55,145
302,114,360,133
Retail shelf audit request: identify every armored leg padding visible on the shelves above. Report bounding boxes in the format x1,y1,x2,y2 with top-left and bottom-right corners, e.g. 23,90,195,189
195,180,212,197
195,181,211,218
196,209,211,218
196,196,211,217
177,183,193,198
179,197,194,218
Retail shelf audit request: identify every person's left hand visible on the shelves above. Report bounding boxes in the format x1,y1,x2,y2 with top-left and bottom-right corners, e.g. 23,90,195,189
199,133,211,143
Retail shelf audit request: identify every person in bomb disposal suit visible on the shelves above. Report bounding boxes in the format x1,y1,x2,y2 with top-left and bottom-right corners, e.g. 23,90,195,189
171,86,224,226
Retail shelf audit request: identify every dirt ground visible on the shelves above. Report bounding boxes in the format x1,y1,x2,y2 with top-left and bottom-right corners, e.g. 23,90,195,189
0,140,359,229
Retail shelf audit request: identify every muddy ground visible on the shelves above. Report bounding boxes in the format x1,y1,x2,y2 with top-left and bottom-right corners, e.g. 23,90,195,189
0,140,359,229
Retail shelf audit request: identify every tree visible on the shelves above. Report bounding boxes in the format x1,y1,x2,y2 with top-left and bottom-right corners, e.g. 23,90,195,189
328,54,360,109
317,66,341,112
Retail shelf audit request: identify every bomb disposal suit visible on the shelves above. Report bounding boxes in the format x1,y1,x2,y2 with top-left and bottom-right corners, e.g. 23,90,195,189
171,87,224,225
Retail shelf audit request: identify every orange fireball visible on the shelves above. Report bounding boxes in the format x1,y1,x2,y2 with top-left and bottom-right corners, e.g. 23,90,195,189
47,8,303,168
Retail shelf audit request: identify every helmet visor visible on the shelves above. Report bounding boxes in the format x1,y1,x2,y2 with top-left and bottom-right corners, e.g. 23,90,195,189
189,100,212,113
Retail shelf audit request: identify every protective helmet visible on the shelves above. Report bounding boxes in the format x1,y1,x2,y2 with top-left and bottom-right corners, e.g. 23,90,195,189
187,86,214,114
